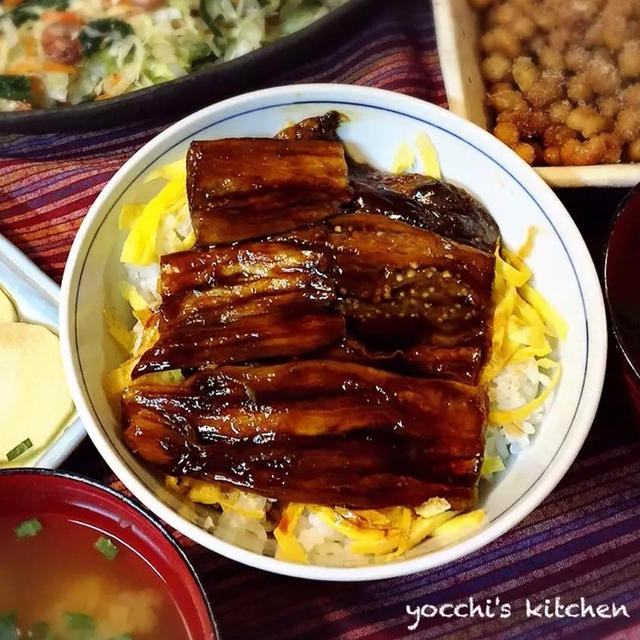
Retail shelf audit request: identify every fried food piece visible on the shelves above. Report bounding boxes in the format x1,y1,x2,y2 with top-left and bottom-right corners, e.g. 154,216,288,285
133,241,344,377
275,111,343,141
276,213,495,383
122,360,488,509
186,138,352,245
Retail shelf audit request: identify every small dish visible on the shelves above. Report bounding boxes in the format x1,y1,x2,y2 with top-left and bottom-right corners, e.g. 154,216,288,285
432,0,640,188
0,233,84,468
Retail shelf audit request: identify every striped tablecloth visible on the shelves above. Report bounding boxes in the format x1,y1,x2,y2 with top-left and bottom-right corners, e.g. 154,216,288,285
1,2,640,638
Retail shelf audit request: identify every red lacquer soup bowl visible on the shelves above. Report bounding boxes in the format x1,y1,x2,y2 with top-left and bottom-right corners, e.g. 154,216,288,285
0,469,219,640
605,183,640,425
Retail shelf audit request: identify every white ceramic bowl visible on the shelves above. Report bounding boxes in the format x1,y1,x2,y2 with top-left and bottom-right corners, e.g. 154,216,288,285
60,84,607,581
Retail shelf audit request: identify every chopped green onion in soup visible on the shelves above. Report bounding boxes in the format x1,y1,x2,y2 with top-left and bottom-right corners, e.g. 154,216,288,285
6,438,33,463
27,621,56,640
0,612,18,640
64,612,95,631
15,518,42,539
94,536,119,561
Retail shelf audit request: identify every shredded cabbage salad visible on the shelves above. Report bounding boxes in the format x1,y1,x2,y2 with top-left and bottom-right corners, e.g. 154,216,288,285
0,0,348,111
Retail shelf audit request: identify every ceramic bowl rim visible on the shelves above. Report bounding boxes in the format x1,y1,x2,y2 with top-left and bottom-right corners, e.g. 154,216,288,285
59,83,608,581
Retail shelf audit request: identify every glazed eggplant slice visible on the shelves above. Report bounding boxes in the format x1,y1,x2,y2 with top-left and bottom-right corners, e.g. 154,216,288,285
275,212,495,383
349,164,500,253
275,111,343,141
187,138,352,245
274,112,500,252
327,213,494,337
122,360,487,509
326,214,494,383
132,241,344,377
158,241,331,300
133,313,345,377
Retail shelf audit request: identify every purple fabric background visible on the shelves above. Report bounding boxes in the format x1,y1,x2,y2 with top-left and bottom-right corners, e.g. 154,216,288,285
1,1,639,638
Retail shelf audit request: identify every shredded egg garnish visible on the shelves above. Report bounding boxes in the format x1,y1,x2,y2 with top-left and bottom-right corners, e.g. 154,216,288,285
274,504,308,564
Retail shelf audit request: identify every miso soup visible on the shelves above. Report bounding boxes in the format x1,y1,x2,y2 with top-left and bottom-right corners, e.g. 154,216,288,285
0,513,191,640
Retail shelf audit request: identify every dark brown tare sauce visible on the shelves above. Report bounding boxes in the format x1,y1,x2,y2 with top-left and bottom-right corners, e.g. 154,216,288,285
278,111,500,253
122,113,500,509
349,165,500,254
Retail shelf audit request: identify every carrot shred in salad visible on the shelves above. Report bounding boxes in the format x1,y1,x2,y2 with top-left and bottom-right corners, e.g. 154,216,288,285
0,0,349,111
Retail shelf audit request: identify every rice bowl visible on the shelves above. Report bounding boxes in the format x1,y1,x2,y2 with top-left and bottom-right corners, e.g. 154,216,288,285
60,84,607,580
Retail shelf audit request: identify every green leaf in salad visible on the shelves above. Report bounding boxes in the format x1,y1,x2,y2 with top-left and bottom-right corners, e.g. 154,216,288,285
199,0,223,38
0,613,18,640
10,0,69,27
0,75,33,102
79,18,134,57
188,41,216,64
186,40,218,70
